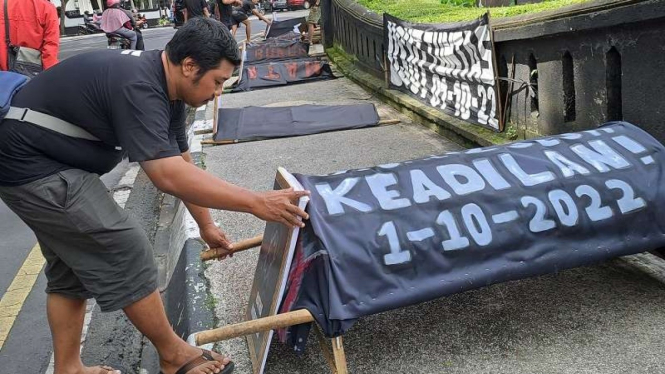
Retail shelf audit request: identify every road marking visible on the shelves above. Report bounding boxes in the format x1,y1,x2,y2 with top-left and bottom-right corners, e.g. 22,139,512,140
0,243,45,350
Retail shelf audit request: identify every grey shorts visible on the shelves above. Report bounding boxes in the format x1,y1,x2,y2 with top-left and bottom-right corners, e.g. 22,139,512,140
0,169,158,312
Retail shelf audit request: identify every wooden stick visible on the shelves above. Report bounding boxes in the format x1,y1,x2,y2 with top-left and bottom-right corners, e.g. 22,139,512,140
195,309,314,345
201,139,236,145
487,12,504,132
200,235,263,261
332,336,348,374
377,119,400,125
504,54,516,131
314,326,338,373
194,128,214,135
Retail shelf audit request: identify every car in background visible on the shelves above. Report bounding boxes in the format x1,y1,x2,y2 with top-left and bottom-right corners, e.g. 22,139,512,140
259,0,273,13
270,0,310,11
270,0,288,11
288,0,311,9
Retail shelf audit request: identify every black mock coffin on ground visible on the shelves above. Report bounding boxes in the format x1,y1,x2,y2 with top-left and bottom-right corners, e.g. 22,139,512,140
277,122,665,352
266,17,307,39
244,40,309,65
214,103,380,142
232,57,335,92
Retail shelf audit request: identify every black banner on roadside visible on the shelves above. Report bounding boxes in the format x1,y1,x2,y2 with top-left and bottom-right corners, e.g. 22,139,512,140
278,122,665,351
384,13,500,130
232,58,334,92
245,40,309,65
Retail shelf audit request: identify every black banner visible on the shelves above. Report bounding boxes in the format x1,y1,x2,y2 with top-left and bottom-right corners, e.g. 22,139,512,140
245,40,309,65
280,122,665,350
232,58,334,92
384,13,500,130
214,104,380,142
266,17,306,39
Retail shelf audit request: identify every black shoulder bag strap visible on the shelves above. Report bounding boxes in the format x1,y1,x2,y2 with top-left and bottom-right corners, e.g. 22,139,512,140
3,0,11,68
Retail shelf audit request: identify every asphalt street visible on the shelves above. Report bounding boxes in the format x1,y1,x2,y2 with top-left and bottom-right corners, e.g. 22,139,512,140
57,10,309,61
0,10,307,373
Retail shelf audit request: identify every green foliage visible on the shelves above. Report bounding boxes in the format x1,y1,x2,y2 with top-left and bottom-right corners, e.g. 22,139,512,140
440,0,476,7
357,0,592,23
504,122,519,140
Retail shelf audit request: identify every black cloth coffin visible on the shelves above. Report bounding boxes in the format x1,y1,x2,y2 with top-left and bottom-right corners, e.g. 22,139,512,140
279,122,665,352
244,40,309,65
232,57,334,92
214,103,380,142
266,17,306,39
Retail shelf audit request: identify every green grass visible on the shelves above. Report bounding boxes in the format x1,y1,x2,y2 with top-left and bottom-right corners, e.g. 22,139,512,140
357,0,593,23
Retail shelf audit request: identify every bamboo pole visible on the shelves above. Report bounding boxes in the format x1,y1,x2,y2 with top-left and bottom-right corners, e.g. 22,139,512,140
200,235,263,261
314,326,338,373
200,139,236,145
195,309,314,345
332,337,348,374
194,128,214,135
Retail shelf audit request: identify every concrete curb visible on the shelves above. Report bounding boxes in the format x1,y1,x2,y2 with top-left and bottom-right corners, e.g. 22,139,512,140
326,46,515,148
138,104,218,373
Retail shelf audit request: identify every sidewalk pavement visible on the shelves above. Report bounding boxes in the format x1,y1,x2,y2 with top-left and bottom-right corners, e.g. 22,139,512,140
188,76,665,374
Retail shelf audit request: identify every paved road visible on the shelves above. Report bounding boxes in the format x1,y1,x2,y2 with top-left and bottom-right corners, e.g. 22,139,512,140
58,10,309,61
0,10,308,373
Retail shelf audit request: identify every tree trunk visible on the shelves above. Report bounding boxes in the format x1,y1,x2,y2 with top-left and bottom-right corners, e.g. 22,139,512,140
59,0,69,36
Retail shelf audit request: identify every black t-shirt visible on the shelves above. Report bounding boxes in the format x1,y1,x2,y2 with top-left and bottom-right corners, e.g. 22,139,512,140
238,0,255,16
0,49,188,186
217,0,233,26
185,0,209,17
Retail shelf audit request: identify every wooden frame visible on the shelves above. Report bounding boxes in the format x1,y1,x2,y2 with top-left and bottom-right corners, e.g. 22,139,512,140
199,234,350,373
241,168,308,374
194,308,348,374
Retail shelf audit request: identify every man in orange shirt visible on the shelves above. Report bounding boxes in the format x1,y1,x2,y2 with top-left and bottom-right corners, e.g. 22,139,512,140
0,0,60,72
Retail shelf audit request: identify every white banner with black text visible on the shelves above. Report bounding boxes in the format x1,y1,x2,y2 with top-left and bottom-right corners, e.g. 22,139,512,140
384,13,499,130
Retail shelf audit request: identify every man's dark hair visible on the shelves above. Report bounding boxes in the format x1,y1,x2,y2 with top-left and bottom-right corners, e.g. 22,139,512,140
165,18,241,81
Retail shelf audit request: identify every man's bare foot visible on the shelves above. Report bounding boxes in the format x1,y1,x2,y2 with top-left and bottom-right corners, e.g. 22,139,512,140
89,366,121,374
160,343,231,374
56,365,121,374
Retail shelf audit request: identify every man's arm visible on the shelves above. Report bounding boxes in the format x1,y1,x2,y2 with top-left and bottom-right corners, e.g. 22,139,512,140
180,150,216,228
201,0,211,17
180,150,235,256
141,156,309,227
41,3,61,69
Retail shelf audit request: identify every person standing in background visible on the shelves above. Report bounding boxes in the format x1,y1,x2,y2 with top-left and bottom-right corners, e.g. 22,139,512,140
230,0,271,43
0,0,60,73
304,0,320,44
183,0,210,22
215,0,241,30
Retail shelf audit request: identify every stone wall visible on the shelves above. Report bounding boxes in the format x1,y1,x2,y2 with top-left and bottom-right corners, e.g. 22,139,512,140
323,0,665,142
